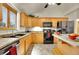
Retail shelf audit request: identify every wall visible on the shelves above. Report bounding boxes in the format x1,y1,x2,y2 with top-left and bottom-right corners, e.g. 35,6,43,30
74,19,79,33
64,10,78,21
63,7,79,33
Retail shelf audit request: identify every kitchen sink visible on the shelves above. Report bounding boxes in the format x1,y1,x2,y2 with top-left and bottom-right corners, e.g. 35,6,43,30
1,33,26,38
1,35,17,38
15,33,25,36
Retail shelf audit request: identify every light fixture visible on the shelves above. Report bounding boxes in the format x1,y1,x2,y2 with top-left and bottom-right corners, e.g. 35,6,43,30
44,3,61,8
48,3,55,5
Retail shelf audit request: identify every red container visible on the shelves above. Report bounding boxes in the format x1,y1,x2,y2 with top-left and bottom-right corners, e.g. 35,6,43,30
68,35,76,40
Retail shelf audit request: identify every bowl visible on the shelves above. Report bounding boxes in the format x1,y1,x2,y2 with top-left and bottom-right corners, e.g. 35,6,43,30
68,35,77,40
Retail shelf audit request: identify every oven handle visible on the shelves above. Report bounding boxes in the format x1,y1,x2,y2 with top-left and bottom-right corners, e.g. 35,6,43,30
3,51,10,55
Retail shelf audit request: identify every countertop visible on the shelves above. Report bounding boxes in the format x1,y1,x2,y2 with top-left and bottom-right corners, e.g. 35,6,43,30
52,34,79,46
0,32,31,50
0,38,18,50
31,27,61,31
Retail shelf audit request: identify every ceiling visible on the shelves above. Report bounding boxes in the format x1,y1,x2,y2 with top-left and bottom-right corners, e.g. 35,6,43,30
13,3,79,17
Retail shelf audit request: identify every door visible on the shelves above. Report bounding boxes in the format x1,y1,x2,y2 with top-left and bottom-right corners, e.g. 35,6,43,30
66,21,74,33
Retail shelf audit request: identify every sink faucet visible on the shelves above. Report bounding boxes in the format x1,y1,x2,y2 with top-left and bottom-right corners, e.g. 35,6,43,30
12,29,14,36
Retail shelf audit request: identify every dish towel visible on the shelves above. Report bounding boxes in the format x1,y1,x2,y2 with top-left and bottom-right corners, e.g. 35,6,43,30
7,46,17,55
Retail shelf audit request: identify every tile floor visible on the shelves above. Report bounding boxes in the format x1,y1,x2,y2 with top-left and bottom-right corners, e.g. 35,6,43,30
31,44,56,55
26,44,34,55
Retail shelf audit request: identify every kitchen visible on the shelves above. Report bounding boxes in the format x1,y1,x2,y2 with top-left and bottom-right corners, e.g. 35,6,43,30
0,3,79,55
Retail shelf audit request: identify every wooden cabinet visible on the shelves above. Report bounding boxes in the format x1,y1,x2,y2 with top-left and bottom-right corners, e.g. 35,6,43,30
51,18,68,28
18,33,32,55
20,12,68,28
18,36,26,55
32,17,41,27
26,34,32,53
33,18,46,27
20,12,28,27
20,12,33,28
39,18,45,27
27,17,32,27
32,17,48,27
32,32,43,44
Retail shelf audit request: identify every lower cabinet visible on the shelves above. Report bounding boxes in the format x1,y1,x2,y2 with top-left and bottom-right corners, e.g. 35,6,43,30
32,32,43,44
18,32,43,55
18,37,26,55
26,34,32,53
18,33,32,55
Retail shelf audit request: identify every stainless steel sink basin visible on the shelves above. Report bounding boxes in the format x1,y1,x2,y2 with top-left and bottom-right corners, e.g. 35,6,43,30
15,33,25,36
1,33,26,38
1,35,17,38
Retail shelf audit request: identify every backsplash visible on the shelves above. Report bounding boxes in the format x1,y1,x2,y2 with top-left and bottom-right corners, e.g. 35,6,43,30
0,27,32,35
0,30,18,35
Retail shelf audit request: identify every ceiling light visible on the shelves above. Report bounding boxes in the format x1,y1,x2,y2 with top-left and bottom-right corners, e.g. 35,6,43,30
48,3,55,5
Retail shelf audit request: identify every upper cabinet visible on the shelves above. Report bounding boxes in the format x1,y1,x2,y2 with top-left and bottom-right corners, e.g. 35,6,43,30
31,17,68,27
20,12,32,28
32,17,41,27
0,3,17,30
27,17,32,28
20,12,28,27
20,12,68,28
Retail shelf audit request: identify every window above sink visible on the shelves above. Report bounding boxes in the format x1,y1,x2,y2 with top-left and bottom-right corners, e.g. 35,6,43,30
0,3,17,30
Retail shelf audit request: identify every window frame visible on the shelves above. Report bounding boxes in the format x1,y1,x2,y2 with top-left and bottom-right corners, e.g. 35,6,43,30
2,6,8,27
0,3,17,29
9,10,17,28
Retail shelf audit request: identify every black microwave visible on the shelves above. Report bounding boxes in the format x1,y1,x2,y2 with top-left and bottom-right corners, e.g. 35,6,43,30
43,22,52,27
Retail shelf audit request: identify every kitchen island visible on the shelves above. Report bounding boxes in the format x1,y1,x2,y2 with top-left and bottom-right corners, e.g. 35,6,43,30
53,34,79,46
52,34,79,55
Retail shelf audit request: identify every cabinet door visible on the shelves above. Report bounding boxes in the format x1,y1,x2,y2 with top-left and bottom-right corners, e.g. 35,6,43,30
39,18,46,27
19,34,32,55
32,32,36,44
19,37,26,55
20,13,25,27
32,17,40,27
20,12,28,27
35,32,43,44
27,17,32,27
25,15,28,27
32,32,43,44
31,18,35,27
35,18,40,27
26,34,32,53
